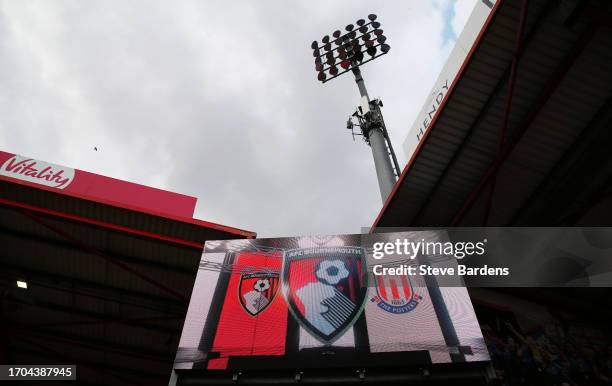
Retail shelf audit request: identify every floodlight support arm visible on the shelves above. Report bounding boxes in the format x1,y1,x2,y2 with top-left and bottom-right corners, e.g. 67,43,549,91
352,66,370,98
351,66,397,203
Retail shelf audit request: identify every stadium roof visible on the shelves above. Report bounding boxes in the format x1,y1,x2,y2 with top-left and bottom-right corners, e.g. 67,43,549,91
372,0,612,229
0,159,254,386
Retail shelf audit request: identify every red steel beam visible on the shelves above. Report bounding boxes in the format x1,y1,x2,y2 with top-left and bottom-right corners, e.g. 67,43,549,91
482,0,530,226
0,196,204,250
12,206,189,303
409,1,556,227
0,175,256,239
497,0,530,156
451,23,598,226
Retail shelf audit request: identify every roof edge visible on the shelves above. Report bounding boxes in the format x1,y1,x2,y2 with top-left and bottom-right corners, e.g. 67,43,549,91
0,175,256,239
370,0,503,232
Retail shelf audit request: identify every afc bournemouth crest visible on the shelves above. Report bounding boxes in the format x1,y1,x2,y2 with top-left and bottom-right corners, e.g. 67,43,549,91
238,272,280,316
282,247,367,344
371,275,422,314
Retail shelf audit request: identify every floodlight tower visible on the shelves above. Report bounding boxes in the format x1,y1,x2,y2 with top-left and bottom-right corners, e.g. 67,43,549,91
311,14,401,203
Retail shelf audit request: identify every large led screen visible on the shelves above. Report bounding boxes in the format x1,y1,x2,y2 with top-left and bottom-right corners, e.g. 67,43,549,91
173,232,489,370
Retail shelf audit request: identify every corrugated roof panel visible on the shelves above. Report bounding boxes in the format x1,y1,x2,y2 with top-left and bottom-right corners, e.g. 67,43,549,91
374,0,612,230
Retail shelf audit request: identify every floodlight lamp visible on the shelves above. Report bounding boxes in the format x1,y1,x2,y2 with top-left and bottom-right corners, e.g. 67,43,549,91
311,13,390,83
16,280,28,289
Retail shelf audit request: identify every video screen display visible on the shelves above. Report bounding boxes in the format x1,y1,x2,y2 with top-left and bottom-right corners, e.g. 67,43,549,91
174,232,489,370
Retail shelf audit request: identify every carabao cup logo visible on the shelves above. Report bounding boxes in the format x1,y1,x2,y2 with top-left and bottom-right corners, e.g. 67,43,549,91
282,247,367,344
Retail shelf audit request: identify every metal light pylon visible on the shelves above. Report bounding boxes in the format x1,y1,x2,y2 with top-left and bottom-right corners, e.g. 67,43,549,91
347,66,401,202
312,14,400,203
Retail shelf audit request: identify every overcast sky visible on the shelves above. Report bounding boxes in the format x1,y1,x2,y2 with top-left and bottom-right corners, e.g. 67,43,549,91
0,0,476,238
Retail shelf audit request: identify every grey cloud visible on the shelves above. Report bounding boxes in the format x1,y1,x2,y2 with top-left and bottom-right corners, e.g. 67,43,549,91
0,0,476,237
